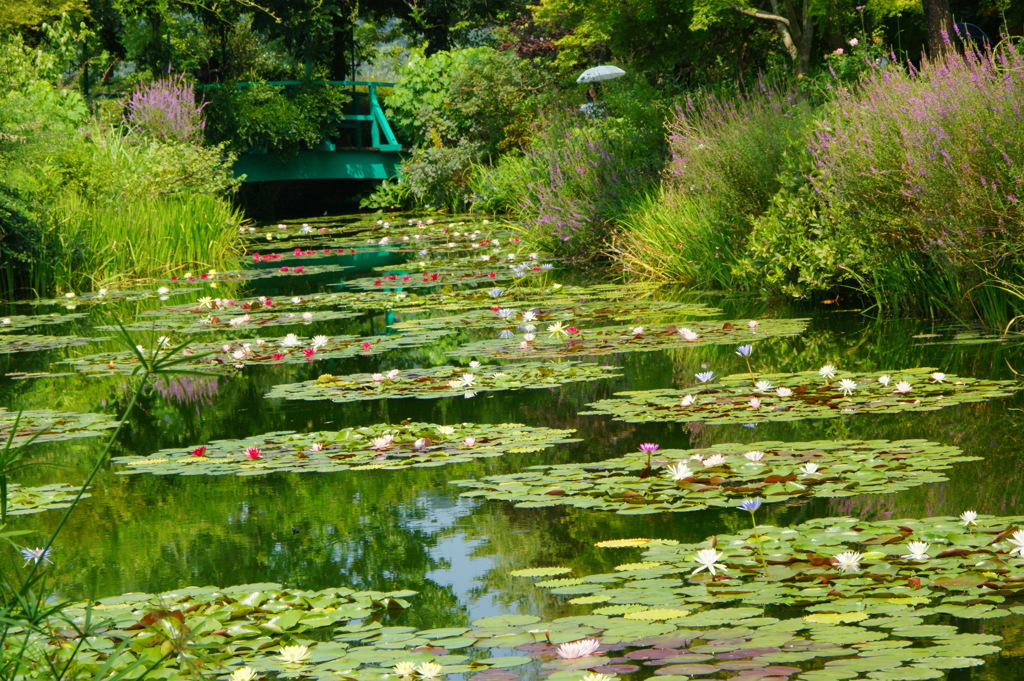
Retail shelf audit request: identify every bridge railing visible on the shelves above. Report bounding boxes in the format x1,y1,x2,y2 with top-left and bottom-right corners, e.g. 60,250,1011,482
207,80,402,153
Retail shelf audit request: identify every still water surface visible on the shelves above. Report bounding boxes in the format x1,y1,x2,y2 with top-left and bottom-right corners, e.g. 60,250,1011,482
1,213,1023,678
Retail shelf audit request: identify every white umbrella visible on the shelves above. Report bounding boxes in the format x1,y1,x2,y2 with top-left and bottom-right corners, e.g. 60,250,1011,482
576,65,626,83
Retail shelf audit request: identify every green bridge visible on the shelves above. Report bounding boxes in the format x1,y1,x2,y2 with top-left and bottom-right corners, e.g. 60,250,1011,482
233,80,402,183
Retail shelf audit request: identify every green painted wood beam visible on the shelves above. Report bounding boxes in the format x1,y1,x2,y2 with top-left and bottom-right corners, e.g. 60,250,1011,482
234,149,402,182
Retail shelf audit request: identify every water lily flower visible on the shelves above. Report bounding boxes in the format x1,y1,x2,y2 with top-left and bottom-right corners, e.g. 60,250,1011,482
680,394,697,407
522,311,537,322
271,353,285,360
902,541,930,560
303,348,316,358
0,318,9,325
301,312,313,322
754,380,773,392
878,375,891,386
291,296,302,303
838,378,858,396
282,334,301,347
547,321,568,338
311,335,328,348
245,447,261,459
492,372,507,378
523,333,536,342
157,287,169,295
496,308,514,319
776,387,793,397
631,326,645,336
748,320,760,329
191,446,207,457
748,397,762,409
801,463,819,475
744,451,765,462
736,344,753,357
460,373,476,387
638,443,660,454
523,324,536,333
1007,531,1024,557
695,371,715,384
449,378,465,390
97,288,108,296
414,437,431,449
960,510,978,528
499,330,515,338
737,498,762,512
819,365,837,380
230,667,259,681
488,288,504,297
894,381,913,394
310,443,323,453
228,314,250,327
678,327,699,341
691,548,727,576
703,454,726,467
279,645,310,664
666,462,694,480
19,547,52,566
437,426,456,436
833,551,863,572
361,342,372,350
930,372,946,383
582,673,615,681
371,435,393,451
386,369,400,380
556,638,601,659
198,296,213,309
393,662,418,677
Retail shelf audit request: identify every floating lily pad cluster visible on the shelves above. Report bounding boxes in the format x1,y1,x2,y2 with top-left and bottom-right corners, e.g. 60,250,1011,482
389,300,718,333
344,266,547,291
449,319,807,360
0,408,117,445
0,313,85,333
265,362,623,403
582,368,1019,424
520,515,1024,623
28,288,200,308
0,334,101,355
454,439,978,514
113,422,579,476
6,482,90,515
62,330,451,376
172,263,351,284
101,309,359,334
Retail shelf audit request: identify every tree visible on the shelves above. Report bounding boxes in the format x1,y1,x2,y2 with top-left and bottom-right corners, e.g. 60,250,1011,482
920,0,952,57
693,0,816,74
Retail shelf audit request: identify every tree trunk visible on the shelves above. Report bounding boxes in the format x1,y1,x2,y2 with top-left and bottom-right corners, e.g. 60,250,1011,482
922,0,953,57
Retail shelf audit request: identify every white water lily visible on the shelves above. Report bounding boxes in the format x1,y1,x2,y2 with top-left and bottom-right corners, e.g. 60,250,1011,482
228,314,250,326
878,375,891,387
281,333,301,347
960,510,978,527
902,541,930,560
393,661,418,677
371,435,394,451
301,312,313,321
198,296,213,309
776,387,793,397
931,372,946,383
311,335,329,348
582,674,616,681
680,394,697,407
666,462,694,480
416,662,444,679
156,287,169,295
631,326,645,335
460,373,476,387
447,379,464,390
310,443,324,453
386,369,400,380
521,310,537,322
744,451,765,462
678,327,699,341
371,373,385,383
1008,531,1024,557
702,454,726,467
801,463,820,475
469,361,481,368
819,364,837,380
279,645,310,664
833,551,863,572
838,379,857,396
754,380,773,393
463,437,476,448
748,320,760,329
523,333,536,342
894,381,913,394
437,426,456,436
691,548,727,576
230,667,259,681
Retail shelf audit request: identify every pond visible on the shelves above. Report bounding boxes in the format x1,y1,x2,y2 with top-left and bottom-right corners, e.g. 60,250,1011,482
2,213,1024,680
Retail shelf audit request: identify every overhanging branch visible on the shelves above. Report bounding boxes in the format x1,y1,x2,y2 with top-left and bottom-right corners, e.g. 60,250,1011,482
728,4,791,27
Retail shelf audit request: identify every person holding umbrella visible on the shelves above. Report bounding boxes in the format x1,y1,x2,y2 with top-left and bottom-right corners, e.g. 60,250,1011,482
576,65,625,119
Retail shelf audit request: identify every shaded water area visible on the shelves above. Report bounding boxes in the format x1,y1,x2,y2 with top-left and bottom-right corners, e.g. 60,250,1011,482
3,212,1024,679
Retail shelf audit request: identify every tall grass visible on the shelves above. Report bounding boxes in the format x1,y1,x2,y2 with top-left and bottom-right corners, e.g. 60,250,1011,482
48,193,245,290
616,83,813,286
805,44,1024,316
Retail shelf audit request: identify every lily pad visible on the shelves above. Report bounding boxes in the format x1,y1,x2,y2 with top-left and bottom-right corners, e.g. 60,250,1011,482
582,368,1018,424
0,313,86,333
0,408,118,446
344,266,548,291
264,362,623,403
0,334,101,355
113,422,579,477
6,482,90,515
98,309,359,334
454,439,977,513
